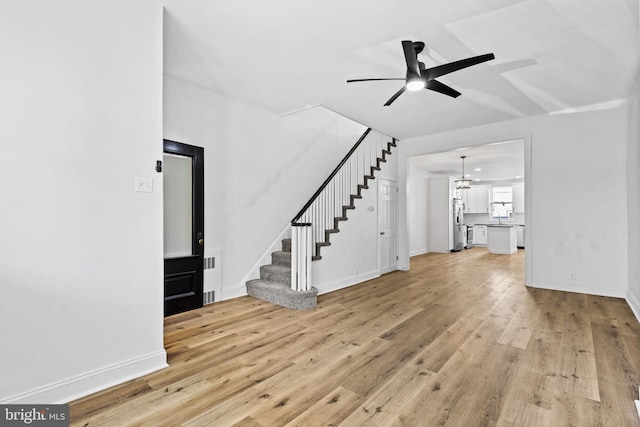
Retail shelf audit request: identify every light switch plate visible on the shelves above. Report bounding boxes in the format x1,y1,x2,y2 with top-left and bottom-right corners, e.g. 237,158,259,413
135,176,153,193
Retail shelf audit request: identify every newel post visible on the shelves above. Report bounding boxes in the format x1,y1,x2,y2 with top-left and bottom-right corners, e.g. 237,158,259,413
291,223,312,291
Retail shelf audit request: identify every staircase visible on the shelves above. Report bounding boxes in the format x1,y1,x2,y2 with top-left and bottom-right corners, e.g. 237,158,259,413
246,129,396,309
246,238,318,310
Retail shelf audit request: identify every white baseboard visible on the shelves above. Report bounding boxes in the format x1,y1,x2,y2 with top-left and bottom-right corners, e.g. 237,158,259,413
489,248,518,255
527,281,627,299
410,248,429,257
315,269,380,296
1,350,167,404
218,286,248,301
626,290,640,324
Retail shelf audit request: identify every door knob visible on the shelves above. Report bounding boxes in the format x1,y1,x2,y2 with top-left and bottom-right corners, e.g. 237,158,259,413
198,238,204,246
197,232,204,246
380,232,385,235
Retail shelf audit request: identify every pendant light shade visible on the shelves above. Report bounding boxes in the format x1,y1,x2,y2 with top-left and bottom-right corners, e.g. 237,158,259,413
455,155,472,190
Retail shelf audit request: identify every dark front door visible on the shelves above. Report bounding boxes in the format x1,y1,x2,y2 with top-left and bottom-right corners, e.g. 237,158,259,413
163,140,204,316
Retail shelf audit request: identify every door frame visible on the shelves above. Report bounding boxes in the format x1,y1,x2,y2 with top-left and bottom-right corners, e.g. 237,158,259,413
163,139,205,316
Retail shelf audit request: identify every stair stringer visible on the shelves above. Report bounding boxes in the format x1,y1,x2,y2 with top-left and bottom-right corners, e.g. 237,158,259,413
312,139,397,260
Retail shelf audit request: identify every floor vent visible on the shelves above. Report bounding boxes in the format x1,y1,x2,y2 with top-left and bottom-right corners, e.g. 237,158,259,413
203,291,215,305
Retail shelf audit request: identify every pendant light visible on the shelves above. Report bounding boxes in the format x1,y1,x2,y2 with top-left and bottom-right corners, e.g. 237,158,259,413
455,155,472,190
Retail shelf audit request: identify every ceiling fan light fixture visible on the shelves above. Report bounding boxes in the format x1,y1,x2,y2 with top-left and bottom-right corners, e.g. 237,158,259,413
406,78,425,91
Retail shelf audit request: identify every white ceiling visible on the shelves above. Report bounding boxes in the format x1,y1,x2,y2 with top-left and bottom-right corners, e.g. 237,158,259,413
409,139,525,182
162,0,639,141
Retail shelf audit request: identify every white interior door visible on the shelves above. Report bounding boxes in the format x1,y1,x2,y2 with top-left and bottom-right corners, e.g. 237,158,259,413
379,178,398,274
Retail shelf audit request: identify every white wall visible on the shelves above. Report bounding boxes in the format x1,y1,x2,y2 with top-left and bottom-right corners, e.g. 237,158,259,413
164,76,388,299
0,1,166,403
398,104,629,298
428,176,455,253
627,70,640,319
407,167,430,256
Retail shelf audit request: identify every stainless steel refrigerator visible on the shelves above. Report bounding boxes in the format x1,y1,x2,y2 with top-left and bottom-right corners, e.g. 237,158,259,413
452,198,465,251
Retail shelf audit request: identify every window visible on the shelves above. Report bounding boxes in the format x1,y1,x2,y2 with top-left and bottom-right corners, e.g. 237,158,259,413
492,186,513,220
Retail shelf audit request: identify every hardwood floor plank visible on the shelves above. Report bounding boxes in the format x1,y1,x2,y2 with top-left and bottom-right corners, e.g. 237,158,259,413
548,392,603,427
69,249,640,427
337,357,434,426
497,312,538,349
396,314,512,425
591,320,640,426
283,386,363,427
414,315,480,372
230,417,265,427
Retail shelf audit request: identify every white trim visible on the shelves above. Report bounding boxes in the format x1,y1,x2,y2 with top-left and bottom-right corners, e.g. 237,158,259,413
626,290,640,324
527,282,627,299
217,285,248,301
410,248,429,257
489,249,518,255
316,269,380,296
1,350,167,404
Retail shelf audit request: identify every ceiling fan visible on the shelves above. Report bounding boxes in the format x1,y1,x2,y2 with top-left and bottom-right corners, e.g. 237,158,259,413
347,40,495,106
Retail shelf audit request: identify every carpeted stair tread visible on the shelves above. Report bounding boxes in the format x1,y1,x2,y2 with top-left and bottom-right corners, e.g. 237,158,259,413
271,251,291,266
260,264,291,285
246,279,318,310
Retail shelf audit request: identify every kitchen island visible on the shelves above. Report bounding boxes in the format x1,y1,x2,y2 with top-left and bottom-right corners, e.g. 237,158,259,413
487,225,517,254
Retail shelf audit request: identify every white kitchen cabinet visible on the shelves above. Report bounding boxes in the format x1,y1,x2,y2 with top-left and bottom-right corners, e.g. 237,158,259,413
513,183,525,213
474,225,487,245
461,188,471,213
475,186,490,213
463,185,490,213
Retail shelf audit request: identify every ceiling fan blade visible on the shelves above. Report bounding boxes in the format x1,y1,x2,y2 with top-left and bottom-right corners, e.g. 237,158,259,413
384,86,407,106
402,40,421,79
423,53,495,80
346,78,406,83
426,80,461,98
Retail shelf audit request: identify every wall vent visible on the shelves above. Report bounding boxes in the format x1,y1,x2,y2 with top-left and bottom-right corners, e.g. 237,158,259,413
204,257,215,270
203,291,215,305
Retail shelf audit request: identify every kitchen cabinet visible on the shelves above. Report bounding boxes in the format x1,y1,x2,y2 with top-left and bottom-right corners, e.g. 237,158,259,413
513,183,525,213
475,186,490,213
462,185,490,213
474,225,487,245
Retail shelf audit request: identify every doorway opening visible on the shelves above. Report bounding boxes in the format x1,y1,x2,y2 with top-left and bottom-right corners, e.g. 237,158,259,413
405,137,528,281
163,139,205,316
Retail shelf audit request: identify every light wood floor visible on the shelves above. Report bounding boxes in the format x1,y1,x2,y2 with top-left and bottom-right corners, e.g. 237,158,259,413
71,248,640,426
